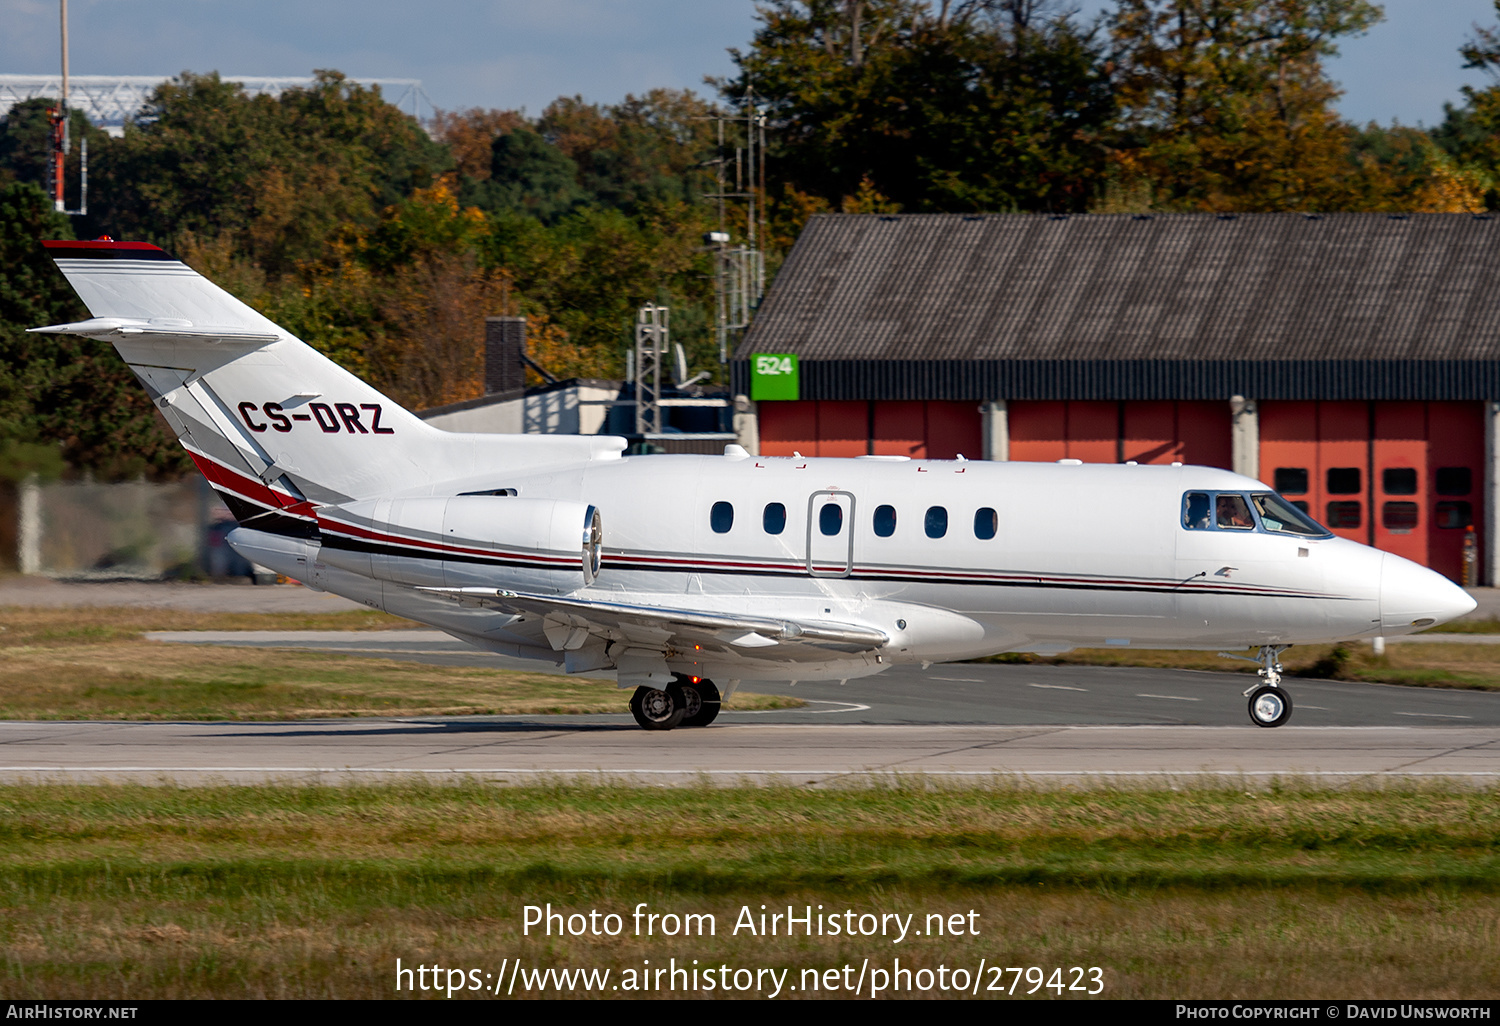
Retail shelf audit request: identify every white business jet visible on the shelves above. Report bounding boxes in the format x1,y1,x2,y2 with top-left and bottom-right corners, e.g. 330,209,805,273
33,240,1477,729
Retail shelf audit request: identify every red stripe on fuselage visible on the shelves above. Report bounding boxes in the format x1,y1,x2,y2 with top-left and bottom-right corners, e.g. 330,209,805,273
316,516,578,566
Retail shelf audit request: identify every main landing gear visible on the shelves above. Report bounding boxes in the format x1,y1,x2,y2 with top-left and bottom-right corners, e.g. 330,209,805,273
628,674,721,731
1244,645,1293,728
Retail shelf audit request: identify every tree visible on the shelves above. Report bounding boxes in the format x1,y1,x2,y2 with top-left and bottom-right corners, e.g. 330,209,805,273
540,90,718,214
0,182,185,479
430,107,527,181
726,0,1115,215
87,71,449,275
1108,0,1383,211
463,128,588,224
0,98,105,207
1429,1,1500,209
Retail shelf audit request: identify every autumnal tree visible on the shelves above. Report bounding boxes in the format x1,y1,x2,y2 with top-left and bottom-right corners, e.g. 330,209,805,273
430,107,526,181
540,90,719,214
86,71,449,274
0,182,185,480
726,0,1115,215
482,201,716,381
462,127,589,224
1428,0,1500,210
1107,0,1382,211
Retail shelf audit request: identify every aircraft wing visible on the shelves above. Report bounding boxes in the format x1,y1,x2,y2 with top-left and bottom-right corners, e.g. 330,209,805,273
420,587,889,656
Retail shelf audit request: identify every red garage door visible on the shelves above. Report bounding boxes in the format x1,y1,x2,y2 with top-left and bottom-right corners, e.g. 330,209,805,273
760,401,980,459
1010,401,1231,467
1259,401,1482,582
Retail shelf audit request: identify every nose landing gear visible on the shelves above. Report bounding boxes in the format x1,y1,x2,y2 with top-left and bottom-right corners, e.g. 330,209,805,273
1243,645,1293,727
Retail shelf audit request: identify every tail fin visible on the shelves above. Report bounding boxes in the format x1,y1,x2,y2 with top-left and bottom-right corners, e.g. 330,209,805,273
32,240,619,534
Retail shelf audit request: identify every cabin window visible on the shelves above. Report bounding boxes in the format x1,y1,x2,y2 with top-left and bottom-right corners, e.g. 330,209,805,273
1327,468,1362,494
974,508,998,540
1183,492,1212,529
1436,500,1473,529
1325,501,1362,528
1383,502,1419,532
1251,493,1329,537
710,501,734,534
819,502,843,536
1274,467,1308,495
1215,493,1255,530
1437,467,1472,495
763,502,786,535
1383,468,1417,495
873,504,897,537
925,506,948,539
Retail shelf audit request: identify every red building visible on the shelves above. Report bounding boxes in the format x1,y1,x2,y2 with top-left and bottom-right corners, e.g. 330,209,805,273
733,213,1500,583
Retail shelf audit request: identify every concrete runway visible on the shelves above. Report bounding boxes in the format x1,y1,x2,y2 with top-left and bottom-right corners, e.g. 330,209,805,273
148,629,1500,727
2,719,1497,785
0,628,1492,785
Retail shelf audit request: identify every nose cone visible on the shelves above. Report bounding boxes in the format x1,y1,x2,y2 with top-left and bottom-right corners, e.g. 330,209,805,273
1380,553,1477,633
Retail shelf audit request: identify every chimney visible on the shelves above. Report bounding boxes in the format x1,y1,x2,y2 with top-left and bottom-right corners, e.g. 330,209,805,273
484,316,527,397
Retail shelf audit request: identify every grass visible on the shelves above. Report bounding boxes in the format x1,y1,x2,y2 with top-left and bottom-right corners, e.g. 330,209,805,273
0,608,801,719
1429,618,1500,634
0,782,1496,999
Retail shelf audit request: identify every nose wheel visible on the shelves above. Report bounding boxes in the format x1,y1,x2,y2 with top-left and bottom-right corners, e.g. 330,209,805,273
1247,684,1293,727
1243,645,1293,727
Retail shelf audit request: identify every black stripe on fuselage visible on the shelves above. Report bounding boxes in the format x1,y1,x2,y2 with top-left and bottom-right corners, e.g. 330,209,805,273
332,537,1337,601
319,533,570,572
603,560,1338,599
215,490,320,539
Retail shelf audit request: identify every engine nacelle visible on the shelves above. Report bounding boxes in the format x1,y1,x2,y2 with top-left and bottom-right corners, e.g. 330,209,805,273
315,495,602,588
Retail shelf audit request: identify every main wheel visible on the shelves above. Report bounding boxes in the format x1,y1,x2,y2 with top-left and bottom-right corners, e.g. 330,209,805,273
1247,685,1293,728
677,676,721,727
630,685,686,731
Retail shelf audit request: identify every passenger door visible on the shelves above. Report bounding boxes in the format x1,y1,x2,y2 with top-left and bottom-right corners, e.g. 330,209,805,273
806,490,855,577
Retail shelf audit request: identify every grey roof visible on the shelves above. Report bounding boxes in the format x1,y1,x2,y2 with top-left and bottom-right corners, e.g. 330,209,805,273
738,213,1500,363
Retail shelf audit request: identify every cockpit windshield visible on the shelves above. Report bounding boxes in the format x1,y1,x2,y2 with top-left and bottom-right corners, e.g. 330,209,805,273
1251,492,1332,538
1182,490,1333,538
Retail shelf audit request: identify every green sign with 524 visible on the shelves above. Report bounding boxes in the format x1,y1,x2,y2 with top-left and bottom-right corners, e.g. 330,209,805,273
750,353,799,401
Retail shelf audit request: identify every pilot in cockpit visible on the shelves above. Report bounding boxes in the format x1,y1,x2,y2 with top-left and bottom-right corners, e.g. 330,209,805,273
1216,493,1254,529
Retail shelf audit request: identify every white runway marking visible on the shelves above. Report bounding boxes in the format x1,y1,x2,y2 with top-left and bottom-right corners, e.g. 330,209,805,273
1028,683,1087,691
725,699,871,715
1136,693,1201,702
1395,712,1473,720
930,677,983,683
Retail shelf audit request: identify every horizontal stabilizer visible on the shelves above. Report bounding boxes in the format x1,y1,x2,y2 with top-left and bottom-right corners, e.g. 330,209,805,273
420,587,890,655
29,317,280,345
40,239,286,336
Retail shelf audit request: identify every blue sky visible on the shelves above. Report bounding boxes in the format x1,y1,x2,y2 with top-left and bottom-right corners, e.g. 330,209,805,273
1,0,1495,127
